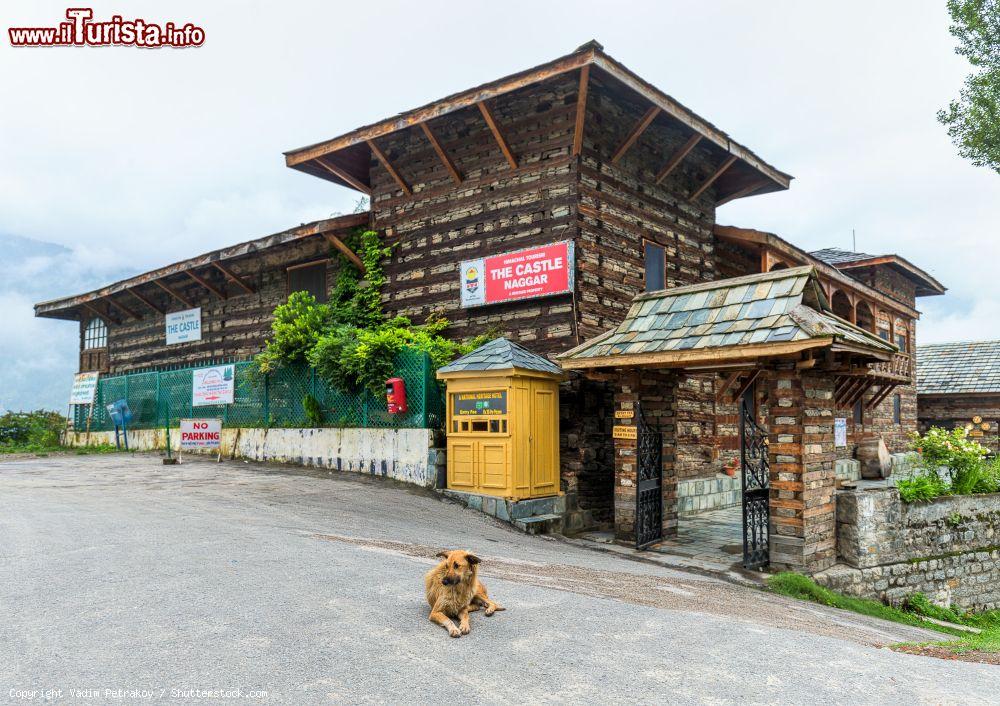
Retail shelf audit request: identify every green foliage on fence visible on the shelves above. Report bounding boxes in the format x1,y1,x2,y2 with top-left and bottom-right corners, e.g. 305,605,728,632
73,349,445,432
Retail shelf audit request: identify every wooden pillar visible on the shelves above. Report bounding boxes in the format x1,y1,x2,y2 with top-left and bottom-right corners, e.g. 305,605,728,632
767,365,837,572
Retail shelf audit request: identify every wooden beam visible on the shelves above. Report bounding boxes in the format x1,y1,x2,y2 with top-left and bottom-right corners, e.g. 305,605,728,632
102,295,140,321
611,106,660,164
572,65,590,157
867,383,899,411
154,279,194,308
732,368,762,403
689,155,738,202
323,233,365,272
845,379,876,408
795,357,817,370
185,270,227,300
314,156,371,195
81,301,112,325
655,133,702,184
420,123,462,185
367,139,411,195
715,371,742,403
211,261,256,295
716,178,771,207
126,287,164,315
477,101,518,169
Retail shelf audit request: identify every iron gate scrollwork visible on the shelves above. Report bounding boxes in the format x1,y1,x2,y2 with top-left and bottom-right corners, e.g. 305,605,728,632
635,402,663,550
740,399,770,569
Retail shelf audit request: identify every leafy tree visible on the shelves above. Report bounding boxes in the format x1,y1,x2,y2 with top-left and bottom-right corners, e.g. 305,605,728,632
938,0,1000,172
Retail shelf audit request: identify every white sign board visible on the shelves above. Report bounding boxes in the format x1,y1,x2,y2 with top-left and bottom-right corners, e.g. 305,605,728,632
166,307,202,345
192,365,235,407
179,418,222,450
69,371,100,405
834,418,848,448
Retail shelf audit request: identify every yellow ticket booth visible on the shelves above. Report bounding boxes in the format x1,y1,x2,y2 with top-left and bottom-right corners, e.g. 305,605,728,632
436,338,564,500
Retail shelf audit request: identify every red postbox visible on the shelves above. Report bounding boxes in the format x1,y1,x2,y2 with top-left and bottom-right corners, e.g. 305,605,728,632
386,377,407,414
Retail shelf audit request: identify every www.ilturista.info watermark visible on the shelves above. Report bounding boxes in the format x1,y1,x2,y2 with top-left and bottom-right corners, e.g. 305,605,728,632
8,8,205,48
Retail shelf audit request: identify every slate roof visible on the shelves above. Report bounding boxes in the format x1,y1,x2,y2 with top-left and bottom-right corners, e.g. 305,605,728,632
810,248,876,266
917,341,1000,395
558,266,895,365
437,337,563,376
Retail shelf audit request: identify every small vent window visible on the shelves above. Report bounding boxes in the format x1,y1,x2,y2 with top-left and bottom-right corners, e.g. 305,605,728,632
287,262,328,303
644,242,665,292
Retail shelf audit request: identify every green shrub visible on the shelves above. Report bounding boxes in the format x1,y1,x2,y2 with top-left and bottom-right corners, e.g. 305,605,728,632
302,394,324,428
896,470,948,502
256,291,331,374
0,410,66,451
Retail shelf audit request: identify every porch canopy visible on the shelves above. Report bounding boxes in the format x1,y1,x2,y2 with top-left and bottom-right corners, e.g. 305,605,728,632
557,266,896,371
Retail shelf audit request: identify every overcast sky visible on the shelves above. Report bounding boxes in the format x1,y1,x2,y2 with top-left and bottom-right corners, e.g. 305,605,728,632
1,0,997,411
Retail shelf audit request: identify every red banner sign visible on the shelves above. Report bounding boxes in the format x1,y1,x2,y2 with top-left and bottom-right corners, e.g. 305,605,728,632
460,241,574,308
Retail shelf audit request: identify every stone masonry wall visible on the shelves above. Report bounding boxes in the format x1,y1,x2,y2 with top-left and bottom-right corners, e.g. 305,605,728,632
918,393,1000,455
817,487,1000,611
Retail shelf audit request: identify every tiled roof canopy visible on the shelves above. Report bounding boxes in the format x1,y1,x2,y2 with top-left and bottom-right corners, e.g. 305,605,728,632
558,266,895,369
917,341,1000,395
437,337,563,376
810,248,876,266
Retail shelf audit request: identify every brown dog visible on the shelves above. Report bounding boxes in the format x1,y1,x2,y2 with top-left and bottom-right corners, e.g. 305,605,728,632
425,549,504,637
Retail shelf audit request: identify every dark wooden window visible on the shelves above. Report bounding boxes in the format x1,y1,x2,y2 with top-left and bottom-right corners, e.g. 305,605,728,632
853,399,863,426
893,394,902,424
80,317,108,372
287,261,327,303
644,241,665,293
895,332,907,352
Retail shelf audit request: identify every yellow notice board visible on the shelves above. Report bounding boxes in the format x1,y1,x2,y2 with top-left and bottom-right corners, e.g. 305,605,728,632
612,425,637,440
453,390,507,416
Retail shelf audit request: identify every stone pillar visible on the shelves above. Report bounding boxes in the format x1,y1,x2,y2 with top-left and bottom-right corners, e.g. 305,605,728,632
767,365,837,572
613,370,678,544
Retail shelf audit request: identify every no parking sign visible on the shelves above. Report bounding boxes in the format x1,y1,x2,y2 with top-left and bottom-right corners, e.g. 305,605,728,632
179,418,222,450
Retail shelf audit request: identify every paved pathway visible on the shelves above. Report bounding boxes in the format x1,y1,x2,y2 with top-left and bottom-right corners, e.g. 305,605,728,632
1,453,996,704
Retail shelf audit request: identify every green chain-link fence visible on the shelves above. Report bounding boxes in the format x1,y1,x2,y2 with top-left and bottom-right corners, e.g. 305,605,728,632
73,349,444,432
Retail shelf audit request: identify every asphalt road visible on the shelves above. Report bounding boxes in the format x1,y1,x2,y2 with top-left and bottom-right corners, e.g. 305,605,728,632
0,453,996,705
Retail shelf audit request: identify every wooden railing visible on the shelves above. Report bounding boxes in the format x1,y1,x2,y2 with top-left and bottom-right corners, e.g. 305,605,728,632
868,353,913,382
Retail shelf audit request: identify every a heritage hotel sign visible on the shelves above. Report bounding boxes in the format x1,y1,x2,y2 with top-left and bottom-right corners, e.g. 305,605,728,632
459,241,574,308
453,391,507,416
166,307,202,345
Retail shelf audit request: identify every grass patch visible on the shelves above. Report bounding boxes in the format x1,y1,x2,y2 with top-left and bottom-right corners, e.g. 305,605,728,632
0,443,120,456
766,572,961,635
767,572,1000,659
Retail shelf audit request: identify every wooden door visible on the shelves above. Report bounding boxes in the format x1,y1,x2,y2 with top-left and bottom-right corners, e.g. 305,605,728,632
448,440,476,490
529,380,557,496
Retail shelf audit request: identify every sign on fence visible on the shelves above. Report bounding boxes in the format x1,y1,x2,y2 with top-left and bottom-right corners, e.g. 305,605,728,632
179,418,222,449
834,418,847,448
192,364,235,406
69,371,100,405
166,307,202,345
459,241,574,308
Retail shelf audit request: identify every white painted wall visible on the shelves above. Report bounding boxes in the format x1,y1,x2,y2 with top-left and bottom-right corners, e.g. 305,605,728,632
65,427,441,488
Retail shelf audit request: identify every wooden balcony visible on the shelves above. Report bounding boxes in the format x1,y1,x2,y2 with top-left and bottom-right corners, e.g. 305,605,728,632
868,352,912,383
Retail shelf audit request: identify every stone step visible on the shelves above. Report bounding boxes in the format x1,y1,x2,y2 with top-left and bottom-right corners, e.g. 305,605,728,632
513,513,564,535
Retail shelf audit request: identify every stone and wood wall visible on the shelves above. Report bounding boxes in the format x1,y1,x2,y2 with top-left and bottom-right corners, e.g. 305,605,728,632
918,393,1000,454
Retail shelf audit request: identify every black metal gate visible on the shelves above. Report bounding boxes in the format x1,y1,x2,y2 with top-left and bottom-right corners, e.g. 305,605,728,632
635,403,663,550
740,399,770,569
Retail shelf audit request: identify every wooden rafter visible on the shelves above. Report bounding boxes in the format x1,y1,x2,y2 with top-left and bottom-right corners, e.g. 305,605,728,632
477,101,518,169
210,261,256,295
420,123,462,185
323,233,365,272
716,178,771,207
572,65,590,157
689,155,738,202
186,270,227,300
835,377,867,407
655,133,702,184
314,156,371,195
867,383,900,411
845,379,876,408
102,295,140,321
81,301,113,324
126,287,164,315
611,106,661,164
154,279,194,308
367,139,412,195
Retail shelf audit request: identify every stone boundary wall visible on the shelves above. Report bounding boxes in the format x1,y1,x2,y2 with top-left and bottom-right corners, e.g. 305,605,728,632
816,487,1000,611
65,427,444,488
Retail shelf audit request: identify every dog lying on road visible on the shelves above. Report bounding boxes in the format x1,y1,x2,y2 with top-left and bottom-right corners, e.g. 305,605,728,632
425,549,504,637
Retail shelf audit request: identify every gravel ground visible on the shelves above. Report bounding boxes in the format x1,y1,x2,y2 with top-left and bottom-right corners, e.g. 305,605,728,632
0,452,996,704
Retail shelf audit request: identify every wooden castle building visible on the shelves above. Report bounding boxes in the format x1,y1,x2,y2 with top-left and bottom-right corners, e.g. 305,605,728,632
35,41,946,571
